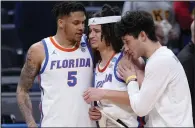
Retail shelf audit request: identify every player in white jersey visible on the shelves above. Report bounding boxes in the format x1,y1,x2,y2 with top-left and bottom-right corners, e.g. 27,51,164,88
83,5,146,127
16,2,95,127
115,11,194,127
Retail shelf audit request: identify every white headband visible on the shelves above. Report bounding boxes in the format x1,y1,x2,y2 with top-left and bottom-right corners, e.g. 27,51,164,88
88,16,121,26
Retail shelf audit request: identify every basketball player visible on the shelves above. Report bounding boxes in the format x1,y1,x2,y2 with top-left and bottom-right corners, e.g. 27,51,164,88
115,11,194,127
83,4,146,127
16,2,95,127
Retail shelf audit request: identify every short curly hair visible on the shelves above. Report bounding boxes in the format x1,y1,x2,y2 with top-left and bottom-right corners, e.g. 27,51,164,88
115,11,158,42
52,2,86,21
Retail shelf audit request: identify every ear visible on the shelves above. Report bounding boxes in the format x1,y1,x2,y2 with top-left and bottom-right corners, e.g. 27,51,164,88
138,31,147,42
57,18,65,28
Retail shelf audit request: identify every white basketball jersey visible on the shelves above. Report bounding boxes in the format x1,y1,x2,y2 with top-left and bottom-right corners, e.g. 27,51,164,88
38,35,95,127
94,52,145,127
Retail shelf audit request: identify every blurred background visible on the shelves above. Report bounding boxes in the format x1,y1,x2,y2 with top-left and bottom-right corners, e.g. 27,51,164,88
1,1,195,127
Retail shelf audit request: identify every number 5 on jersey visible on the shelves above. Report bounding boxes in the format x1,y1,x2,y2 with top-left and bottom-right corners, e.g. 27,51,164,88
67,71,77,87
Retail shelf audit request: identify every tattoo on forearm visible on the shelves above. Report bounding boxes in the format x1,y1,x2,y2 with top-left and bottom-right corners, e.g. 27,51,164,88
16,49,39,127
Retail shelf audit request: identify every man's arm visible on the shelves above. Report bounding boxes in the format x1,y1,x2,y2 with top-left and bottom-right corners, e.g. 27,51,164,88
16,42,44,127
127,57,171,117
103,90,130,105
100,57,145,105
83,88,130,105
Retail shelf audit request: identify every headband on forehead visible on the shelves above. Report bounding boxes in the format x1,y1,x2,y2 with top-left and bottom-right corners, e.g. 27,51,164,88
88,16,121,26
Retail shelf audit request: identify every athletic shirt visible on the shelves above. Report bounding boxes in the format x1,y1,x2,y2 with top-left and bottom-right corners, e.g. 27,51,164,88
94,52,145,127
127,46,193,127
38,35,95,127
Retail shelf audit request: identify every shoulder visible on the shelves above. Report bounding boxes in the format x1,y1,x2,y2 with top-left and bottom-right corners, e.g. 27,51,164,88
30,41,44,50
146,51,177,72
26,41,45,66
28,42,44,56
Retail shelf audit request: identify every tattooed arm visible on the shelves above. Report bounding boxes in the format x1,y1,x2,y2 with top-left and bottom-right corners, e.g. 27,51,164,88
16,42,44,127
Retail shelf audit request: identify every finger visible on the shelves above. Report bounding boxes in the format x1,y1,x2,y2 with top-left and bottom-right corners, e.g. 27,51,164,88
83,87,91,95
93,108,101,113
86,98,92,104
117,71,124,80
90,115,101,121
119,63,126,71
127,62,132,69
124,57,132,68
83,89,90,97
117,65,124,78
89,107,99,112
123,64,130,71
83,91,88,97
89,107,95,111
118,65,125,75
89,109,101,116
83,87,94,97
85,95,92,104
83,92,90,101
85,93,96,103
90,111,101,116
121,63,128,71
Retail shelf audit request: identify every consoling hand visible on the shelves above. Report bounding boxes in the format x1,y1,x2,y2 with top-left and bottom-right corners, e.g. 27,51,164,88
118,53,145,86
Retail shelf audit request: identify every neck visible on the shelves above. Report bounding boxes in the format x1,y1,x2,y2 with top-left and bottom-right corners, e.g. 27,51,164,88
54,29,77,48
99,46,115,66
144,41,162,58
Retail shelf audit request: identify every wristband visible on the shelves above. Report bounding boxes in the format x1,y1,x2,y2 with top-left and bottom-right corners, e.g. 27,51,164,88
125,75,137,84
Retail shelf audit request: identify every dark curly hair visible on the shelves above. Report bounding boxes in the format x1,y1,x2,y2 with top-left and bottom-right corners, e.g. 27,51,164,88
52,1,86,21
88,4,123,64
115,11,158,42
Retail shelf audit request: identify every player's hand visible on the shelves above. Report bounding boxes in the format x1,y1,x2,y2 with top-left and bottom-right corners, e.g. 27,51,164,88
118,52,131,70
89,107,102,121
83,88,106,104
118,53,145,86
118,56,136,82
117,53,132,79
